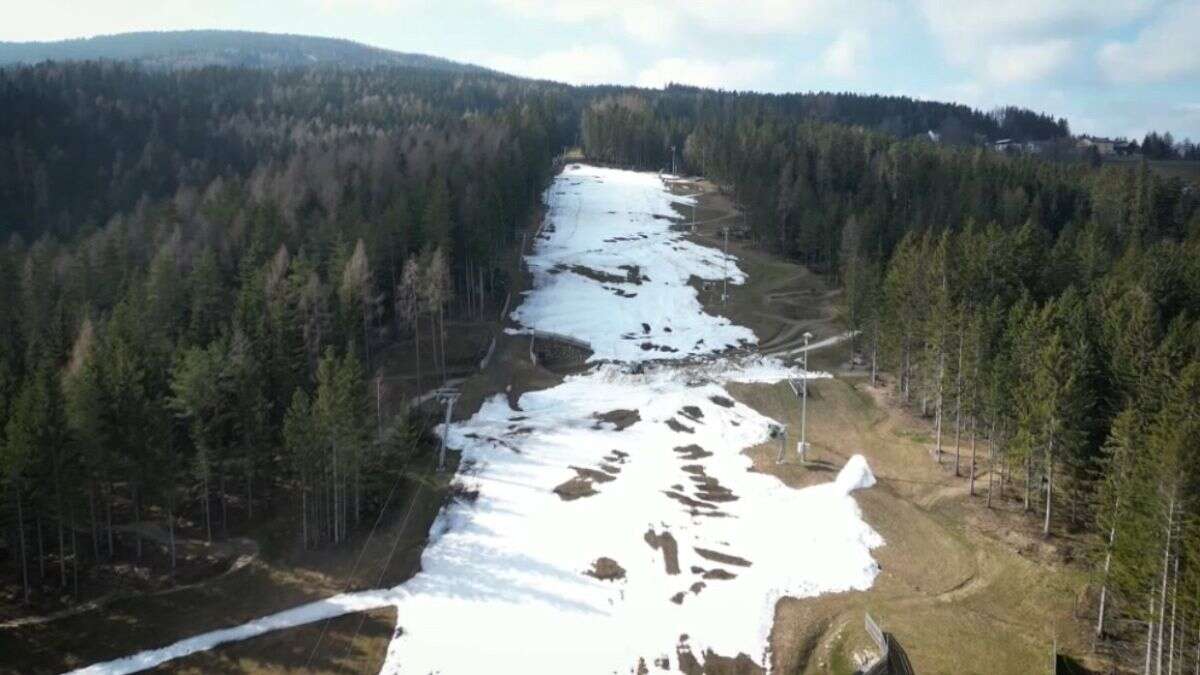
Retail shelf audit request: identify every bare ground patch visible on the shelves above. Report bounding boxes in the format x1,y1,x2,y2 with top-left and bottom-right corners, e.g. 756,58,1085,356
644,529,681,575
593,409,641,431
586,557,626,581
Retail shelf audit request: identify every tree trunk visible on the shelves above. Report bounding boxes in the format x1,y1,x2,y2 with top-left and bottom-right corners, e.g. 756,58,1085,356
56,478,67,587
413,317,422,395
1169,555,1179,675
332,437,339,544
969,417,977,496
1097,515,1117,638
1148,595,1157,675
71,521,78,599
37,516,45,582
89,486,99,561
870,327,878,387
934,348,944,462
1158,492,1177,675
106,483,115,557
202,471,212,543
1024,456,1032,512
954,327,964,476
1043,436,1054,537
246,464,254,522
986,420,996,509
57,512,67,588
133,484,142,560
1193,624,1199,675
16,491,30,604
439,305,448,383
168,495,177,573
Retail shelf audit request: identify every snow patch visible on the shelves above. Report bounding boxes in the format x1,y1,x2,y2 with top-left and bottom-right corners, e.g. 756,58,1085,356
510,164,755,362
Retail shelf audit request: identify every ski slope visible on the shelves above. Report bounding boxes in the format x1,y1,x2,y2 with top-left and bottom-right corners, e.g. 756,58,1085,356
72,164,883,675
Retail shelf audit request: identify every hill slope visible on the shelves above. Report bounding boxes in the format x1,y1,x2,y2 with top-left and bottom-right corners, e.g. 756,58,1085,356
0,29,484,72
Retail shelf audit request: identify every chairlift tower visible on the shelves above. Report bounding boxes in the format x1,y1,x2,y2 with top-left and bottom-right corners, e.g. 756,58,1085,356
437,392,460,473
799,331,813,463
722,226,729,304
772,423,788,463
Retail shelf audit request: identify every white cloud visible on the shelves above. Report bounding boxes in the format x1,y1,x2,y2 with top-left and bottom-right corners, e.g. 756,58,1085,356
1098,1,1200,82
618,5,680,44
916,0,1157,84
489,0,894,41
0,0,259,42
820,30,868,78
635,57,775,90
985,39,1074,84
475,44,629,85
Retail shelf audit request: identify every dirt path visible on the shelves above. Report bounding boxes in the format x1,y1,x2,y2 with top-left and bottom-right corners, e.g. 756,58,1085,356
0,537,259,631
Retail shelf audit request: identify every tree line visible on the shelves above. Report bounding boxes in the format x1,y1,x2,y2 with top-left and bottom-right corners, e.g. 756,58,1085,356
602,88,1200,670
3,59,1198,670
0,61,565,605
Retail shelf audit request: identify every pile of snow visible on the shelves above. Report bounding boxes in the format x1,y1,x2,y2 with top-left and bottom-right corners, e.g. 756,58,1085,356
834,454,878,494
509,164,755,362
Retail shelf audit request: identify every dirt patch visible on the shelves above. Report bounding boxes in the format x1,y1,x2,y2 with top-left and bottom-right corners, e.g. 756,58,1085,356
674,445,712,460
553,476,598,501
644,529,681,575
676,640,764,675
640,342,680,353
694,548,752,568
555,263,629,285
663,490,724,516
666,418,694,433
605,449,629,464
553,466,616,501
691,566,738,581
593,409,641,431
709,395,735,408
586,557,626,581
689,470,738,503
618,265,650,284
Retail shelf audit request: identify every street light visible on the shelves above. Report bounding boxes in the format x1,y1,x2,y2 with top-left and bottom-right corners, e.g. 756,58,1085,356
799,331,813,464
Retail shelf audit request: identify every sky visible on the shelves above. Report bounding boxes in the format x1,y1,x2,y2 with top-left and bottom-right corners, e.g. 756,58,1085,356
3,0,1199,141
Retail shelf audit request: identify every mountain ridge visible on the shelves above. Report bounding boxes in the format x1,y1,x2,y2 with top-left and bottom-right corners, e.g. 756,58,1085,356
0,29,487,73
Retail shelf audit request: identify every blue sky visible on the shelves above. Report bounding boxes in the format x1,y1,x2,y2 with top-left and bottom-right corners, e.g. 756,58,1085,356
4,0,1199,140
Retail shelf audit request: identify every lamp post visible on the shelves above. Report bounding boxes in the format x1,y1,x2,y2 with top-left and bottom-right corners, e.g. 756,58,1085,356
799,331,813,463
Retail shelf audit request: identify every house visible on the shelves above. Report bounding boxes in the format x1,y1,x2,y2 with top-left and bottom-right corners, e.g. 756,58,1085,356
1114,140,1139,157
1077,136,1117,156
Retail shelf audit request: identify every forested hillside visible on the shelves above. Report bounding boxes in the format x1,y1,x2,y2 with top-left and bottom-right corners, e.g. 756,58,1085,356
0,30,484,72
582,91,1200,669
0,61,568,606
2,54,1197,671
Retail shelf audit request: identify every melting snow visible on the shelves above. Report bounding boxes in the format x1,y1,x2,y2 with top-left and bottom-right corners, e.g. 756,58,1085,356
70,165,882,675
510,164,755,362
